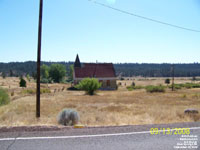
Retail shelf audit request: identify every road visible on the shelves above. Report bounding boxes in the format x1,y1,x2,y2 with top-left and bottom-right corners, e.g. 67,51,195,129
0,122,199,150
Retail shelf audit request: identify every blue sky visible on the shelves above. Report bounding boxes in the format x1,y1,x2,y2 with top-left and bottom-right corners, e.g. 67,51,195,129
0,0,200,63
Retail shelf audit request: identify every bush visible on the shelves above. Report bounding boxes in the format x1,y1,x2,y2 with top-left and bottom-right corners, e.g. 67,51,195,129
19,77,26,87
2,72,6,79
57,109,79,126
26,74,31,82
75,78,101,95
145,85,165,93
0,88,10,106
165,78,170,85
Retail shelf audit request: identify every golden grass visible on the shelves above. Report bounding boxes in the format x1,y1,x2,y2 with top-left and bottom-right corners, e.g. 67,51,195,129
0,77,199,127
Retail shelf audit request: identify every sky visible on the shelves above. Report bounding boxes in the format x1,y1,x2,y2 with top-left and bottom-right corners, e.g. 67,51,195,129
0,0,200,63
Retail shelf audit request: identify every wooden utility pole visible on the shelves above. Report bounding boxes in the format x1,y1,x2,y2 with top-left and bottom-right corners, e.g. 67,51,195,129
36,0,43,118
171,64,175,91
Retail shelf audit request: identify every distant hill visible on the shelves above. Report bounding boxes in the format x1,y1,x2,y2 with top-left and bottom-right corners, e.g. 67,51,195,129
0,61,200,77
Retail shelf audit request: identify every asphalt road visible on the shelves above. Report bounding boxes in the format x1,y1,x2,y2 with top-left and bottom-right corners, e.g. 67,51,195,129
0,122,199,150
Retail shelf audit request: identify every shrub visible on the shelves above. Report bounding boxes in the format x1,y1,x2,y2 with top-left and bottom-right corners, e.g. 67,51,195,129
11,91,14,96
26,74,31,82
120,77,125,81
75,78,101,95
145,85,165,93
57,109,79,126
165,78,170,85
0,88,10,106
19,77,26,87
2,72,6,79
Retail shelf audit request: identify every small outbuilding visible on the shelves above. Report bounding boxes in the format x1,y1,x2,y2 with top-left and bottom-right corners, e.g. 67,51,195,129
73,55,117,90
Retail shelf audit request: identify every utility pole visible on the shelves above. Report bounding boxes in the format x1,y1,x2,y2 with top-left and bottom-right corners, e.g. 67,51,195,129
36,0,43,118
171,64,175,91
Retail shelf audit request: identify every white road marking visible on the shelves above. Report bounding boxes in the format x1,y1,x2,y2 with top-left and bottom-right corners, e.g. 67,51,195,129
0,126,200,141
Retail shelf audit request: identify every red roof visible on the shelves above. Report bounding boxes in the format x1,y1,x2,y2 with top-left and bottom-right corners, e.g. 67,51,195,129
74,63,116,78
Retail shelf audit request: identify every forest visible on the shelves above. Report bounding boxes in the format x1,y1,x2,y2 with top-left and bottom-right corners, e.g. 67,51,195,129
0,61,200,77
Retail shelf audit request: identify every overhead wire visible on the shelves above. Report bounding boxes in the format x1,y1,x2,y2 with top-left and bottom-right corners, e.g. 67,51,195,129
88,0,200,33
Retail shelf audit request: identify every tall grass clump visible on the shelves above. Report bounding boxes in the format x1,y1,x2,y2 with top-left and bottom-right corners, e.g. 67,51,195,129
0,88,10,106
145,85,165,93
57,109,80,126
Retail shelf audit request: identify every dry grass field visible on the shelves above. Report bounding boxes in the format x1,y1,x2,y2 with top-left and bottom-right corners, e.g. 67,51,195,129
0,77,200,127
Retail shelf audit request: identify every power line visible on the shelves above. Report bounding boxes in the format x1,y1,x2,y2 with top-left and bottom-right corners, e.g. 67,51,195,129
88,0,200,33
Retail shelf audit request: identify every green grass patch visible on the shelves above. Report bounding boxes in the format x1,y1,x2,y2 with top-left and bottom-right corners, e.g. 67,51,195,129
145,85,166,93
22,88,51,95
127,85,144,91
169,83,200,90
40,88,51,94
0,88,10,106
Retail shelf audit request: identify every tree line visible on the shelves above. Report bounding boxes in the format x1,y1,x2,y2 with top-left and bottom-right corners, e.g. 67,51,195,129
0,61,200,78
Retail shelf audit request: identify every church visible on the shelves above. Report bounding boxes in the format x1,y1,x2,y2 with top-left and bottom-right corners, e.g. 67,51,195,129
73,55,117,90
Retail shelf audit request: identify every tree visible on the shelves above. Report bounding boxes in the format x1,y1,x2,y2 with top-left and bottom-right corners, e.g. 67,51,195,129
2,72,6,79
10,70,14,77
19,77,26,87
192,76,196,81
68,64,74,82
75,78,101,95
165,78,170,85
49,64,66,83
26,74,31,82
31,71,37,80
41,64,49,79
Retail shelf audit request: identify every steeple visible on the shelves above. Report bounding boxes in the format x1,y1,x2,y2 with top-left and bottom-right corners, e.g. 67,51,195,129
74,54,81,68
